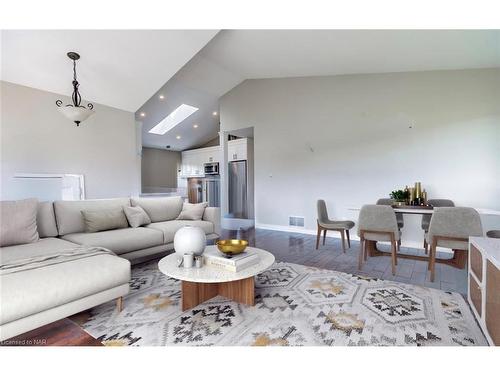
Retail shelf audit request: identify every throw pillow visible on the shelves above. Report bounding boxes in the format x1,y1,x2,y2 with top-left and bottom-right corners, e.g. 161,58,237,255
176,202,208,221
0,198,40,247
124,206,152,228
81,207,129,233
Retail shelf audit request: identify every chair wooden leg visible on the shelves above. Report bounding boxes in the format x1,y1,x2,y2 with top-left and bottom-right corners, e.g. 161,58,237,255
391,241,397,276
316,225,321,249
340,230,346,253
430,244,436,282
346,230,351,248
358,239,364,270
116,296,123,312
323,230,327,245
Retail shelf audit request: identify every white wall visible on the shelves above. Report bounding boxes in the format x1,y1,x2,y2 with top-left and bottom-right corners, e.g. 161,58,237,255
220,68,500,247
1,81,141,199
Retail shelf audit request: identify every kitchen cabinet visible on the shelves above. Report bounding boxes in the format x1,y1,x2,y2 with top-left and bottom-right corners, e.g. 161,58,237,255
468,237,500,346
180,139,249,178
180,146,221,178
228,138,248,161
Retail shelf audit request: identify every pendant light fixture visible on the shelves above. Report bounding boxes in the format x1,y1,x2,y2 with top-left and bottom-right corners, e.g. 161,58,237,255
56,52,94,126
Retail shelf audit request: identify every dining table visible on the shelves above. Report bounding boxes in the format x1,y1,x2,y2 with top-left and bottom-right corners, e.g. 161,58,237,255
347,205,500,269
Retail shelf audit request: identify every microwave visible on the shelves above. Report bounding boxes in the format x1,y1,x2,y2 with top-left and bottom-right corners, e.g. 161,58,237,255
204,162,219,175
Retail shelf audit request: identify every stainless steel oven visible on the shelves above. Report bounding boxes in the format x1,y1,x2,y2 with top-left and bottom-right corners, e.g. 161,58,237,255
204,162,219,175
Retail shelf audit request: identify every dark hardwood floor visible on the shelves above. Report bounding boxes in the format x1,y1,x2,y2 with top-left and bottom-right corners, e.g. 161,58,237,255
0,318,102,346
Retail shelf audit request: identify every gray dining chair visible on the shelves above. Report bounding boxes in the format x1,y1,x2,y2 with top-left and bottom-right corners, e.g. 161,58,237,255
486,230,500,239
422,199,455,253
358,204,401,275
376,198,404,229
316,200,355,252
426,207,483,282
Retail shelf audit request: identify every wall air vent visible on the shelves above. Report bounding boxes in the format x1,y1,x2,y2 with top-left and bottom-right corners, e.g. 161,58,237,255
289,216,305,227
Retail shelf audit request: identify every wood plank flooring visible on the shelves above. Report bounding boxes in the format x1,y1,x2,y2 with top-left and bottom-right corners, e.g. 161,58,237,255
219,227,468,295
0,318,102,346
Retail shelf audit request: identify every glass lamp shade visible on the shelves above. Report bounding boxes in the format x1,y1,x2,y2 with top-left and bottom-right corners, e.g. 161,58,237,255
57,106,95,125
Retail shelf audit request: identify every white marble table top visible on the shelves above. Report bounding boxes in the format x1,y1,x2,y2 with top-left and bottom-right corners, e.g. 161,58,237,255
347,207,500,216
158,246,275,283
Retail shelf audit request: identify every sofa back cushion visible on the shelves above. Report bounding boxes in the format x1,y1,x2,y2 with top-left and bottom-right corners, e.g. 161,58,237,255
81,207,129,233
54,198,131,235
37,201,59,238
131,196,183,223
0,198,39,247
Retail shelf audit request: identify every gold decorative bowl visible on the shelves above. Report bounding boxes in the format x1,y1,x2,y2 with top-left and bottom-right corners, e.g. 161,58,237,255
216,239,248,256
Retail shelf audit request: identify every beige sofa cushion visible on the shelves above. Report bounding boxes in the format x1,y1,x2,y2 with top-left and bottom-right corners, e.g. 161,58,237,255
0,198,39,247
0,238,79,264
81,207,128,233
124,206,151,228
146,220,214,243
131,196,183,223
0,253,130,325
62,227,163,255
36,202,59,238
177,202,208,221
54,198,131,235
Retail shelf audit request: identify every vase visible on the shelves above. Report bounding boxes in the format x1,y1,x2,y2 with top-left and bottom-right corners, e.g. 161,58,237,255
174,226,206,256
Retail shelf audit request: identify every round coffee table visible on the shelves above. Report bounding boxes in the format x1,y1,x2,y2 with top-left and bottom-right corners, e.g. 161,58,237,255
158,246,275,311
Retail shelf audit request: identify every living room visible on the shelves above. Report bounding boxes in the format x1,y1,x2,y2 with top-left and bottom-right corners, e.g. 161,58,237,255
1,1,499,374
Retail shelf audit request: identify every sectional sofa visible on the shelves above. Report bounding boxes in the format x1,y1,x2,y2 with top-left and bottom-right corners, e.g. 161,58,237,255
0,196,220,340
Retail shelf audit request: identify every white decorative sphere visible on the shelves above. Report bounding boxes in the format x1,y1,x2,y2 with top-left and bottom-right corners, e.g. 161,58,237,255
174,226,206,256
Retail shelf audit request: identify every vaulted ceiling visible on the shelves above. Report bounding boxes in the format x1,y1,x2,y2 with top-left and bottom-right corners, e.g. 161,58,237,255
2,30,498,151
1,30,219,111
137,29,500,150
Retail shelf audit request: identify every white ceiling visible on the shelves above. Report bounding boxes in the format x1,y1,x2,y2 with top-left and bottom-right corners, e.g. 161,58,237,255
203,30,500,78
1,30,219,111
139,29,500,151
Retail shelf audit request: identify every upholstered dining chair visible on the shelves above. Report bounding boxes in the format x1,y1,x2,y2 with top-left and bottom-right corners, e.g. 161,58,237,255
358,204,401,275
376,198,404,229
422,199,455,253
316,200,355,252
426,207,483,282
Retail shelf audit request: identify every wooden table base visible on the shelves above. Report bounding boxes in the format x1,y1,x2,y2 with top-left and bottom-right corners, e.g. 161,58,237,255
365,240,467,269
181,277,255,311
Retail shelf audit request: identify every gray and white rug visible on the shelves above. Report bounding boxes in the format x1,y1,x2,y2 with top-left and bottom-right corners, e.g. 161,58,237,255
78,260,487,346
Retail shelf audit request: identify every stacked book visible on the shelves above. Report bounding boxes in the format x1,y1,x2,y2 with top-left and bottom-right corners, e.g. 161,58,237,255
204,247,260,272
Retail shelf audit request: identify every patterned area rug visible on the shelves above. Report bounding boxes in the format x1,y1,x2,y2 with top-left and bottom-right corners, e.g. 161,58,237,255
78,261,487,346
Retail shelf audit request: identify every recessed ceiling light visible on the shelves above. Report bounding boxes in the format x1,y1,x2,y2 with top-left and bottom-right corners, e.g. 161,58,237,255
148,104,199,135
212,111,218,116
140,112,146,117
159,95,165,100
193,124,199,128
176,135,181,139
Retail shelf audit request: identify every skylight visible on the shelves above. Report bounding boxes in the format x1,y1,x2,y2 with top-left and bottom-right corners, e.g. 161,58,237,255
148,104,198,135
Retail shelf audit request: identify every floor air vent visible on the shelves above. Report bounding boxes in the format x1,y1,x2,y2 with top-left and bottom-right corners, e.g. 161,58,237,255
289,216,305,227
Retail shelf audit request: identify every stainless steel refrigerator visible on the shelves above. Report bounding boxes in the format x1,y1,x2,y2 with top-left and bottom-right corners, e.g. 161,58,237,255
228,160,248,219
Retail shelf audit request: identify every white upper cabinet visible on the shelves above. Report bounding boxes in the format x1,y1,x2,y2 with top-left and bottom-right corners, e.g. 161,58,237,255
228,138,248,161
180,139,248,178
